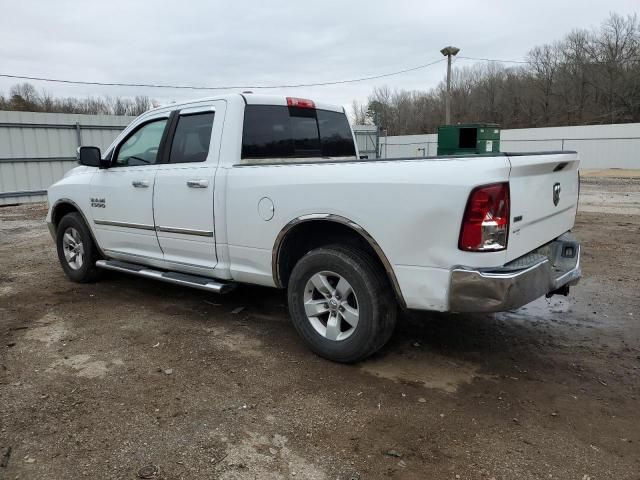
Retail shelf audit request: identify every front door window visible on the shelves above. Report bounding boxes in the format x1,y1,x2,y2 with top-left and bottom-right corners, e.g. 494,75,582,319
114,119,168,167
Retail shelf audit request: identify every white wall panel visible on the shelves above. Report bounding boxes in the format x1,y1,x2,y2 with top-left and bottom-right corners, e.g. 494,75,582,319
0,110,133,205
372,123,640,169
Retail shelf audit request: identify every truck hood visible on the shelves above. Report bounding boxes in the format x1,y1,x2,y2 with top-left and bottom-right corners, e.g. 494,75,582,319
63,164,91,178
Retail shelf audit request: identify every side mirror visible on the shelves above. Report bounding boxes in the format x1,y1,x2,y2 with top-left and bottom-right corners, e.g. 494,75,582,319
77,146,102,167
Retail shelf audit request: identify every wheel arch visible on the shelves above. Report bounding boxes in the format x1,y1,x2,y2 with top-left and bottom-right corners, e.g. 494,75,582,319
272,214,406,308
51,198,82,229
50,198,105,258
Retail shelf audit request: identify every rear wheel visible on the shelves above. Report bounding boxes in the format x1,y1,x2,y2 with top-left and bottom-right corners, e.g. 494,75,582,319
56,212,101,283
287,245,397,363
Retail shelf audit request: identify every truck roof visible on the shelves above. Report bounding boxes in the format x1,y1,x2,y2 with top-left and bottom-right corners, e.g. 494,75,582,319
147,93,345,114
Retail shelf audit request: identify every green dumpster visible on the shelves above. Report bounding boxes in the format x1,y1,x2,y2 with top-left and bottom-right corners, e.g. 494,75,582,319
437,124,500,156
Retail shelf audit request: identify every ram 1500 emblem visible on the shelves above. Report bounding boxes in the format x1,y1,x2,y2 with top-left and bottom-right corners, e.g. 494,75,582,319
91,198,106,208
553,183,561,206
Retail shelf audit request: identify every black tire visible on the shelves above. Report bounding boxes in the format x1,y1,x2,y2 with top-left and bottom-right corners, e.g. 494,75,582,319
287,245,398,363
56,212,101,283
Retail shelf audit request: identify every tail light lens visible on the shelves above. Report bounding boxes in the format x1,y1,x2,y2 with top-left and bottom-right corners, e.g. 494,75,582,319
459,182,510,252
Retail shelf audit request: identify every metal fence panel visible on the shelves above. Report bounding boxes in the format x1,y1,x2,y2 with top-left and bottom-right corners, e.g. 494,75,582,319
379,134,438,158
0,110,133,205
353,126,379,158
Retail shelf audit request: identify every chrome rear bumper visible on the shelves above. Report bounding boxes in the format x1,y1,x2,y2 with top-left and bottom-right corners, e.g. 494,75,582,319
449,233,581,313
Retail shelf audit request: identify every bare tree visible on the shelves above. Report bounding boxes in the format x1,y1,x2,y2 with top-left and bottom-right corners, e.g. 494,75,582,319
0,83,158,116
353,12,640,134
350,99,372,125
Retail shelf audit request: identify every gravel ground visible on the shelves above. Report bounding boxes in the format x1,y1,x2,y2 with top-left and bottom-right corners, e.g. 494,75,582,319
1,176,639,479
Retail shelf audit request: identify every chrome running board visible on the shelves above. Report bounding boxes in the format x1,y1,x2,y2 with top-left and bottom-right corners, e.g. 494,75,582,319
95,260,236,294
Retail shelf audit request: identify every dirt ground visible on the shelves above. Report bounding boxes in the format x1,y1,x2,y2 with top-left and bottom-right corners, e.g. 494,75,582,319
1,175,639,480
581,169,640,179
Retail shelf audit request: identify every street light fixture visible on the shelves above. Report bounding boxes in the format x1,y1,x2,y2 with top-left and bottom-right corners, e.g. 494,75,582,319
440,46,460,125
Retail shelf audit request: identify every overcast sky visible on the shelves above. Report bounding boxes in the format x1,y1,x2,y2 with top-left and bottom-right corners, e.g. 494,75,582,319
0,0,637,110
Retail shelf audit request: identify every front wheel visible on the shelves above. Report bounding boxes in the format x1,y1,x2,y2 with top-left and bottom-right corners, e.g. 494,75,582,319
56,212,101,283
287,245,398,363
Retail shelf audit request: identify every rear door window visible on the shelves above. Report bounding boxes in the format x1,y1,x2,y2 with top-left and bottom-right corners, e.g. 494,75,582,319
169,112,215,163
241,105,355,162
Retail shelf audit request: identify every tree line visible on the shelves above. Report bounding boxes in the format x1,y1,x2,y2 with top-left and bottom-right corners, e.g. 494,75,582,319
352,13,640,134
0,83,157,116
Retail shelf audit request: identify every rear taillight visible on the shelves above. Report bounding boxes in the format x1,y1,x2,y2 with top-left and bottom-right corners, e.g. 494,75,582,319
459,182,510,252
286,97,315,109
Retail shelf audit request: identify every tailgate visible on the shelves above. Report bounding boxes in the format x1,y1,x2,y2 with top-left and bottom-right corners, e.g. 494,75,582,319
506,152,579,262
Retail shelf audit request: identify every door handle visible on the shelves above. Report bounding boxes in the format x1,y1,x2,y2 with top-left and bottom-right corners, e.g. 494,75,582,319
132,180,150,188
187,179,209,188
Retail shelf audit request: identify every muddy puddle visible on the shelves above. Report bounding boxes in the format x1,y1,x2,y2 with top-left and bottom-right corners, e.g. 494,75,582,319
361,346,486,393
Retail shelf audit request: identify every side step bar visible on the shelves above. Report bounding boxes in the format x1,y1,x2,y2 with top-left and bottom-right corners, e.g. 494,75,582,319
95,260,236,294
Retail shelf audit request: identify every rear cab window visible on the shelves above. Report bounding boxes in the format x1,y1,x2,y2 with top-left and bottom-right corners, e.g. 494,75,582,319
241,103,356,163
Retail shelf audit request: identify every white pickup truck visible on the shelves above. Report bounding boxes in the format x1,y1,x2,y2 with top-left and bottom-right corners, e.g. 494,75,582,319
46,94,581,362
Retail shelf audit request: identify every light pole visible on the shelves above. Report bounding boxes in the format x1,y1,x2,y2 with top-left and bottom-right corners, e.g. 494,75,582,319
440,46,460,125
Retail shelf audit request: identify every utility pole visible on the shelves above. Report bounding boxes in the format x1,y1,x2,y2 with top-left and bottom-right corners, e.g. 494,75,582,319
440,46,460,125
